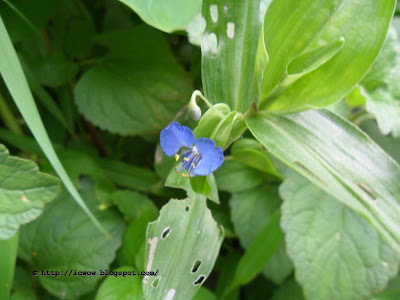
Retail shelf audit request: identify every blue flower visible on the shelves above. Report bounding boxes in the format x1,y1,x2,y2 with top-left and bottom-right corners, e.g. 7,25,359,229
160,122,224,177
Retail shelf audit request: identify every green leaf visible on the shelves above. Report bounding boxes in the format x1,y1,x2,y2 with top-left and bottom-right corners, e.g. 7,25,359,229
143,196,224,300
117,210,156,270
97,158,159,192
190,176,212,198
166,167,220,204
230,185,293,284
261,0,396,113
0,144,60,239
18,181,125,299
193,103,231,138
110,190,158,223
214,160,263,193
280,173,399,299
270,279,304,300
96,266,143,300
201,0,269,112
231,138,281,177
246,110,400,253
360,120,400,164
26,51,78,88
361,25,400,137
193,287,217,300
223,209,283,298
119,0,202,33
9,265,37,300
0,14,105,234
371,276,400,300
0,233,18,300
75,26,193,136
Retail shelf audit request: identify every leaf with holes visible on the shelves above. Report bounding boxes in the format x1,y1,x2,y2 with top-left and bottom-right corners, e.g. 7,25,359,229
18,180,125,299
0,144,60,239
143,196,223,300
246,110,400,253
75,26,193,136
281,173,399,299
260,0,396,113
201,0,269,112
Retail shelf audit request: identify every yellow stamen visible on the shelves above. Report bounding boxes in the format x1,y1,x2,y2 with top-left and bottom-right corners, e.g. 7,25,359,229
191,163,196,169
182,173,189,179
184,157,190,162
175,154,180,161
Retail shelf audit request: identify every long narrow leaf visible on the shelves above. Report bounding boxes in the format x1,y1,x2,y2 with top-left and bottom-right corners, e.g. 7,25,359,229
0,14,106,235
247,110,400,253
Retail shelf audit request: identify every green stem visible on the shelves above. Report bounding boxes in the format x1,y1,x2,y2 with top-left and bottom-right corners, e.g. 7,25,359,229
0,92,23,135
0,232,19,300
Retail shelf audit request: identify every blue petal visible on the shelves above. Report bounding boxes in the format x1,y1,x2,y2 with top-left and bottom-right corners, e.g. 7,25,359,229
160,122,195,156
193,138,224,176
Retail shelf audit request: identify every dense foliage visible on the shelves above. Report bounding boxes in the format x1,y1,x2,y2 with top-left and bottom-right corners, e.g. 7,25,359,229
0,0,400,299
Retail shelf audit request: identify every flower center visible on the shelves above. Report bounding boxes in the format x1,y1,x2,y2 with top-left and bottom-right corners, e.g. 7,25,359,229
175,146,202,177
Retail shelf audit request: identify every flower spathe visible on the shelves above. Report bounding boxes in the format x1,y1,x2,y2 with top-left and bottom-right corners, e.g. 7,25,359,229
160,122,224,177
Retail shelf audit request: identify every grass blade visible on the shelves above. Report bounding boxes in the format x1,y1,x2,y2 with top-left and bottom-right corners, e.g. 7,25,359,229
0,14,107,235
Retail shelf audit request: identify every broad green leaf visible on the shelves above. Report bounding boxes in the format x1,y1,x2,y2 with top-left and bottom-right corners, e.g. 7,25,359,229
0,144,60,239
261,0,396,113
96,266,143,300
231,138,281,177
201,0,269,112
223,209,283,298
18,181,125,299
75,26,193,136
143,196,224,300
0,233,18,300
230,186,293,284
110,190,158,223
214,160,263,193
0,14,105,234
247,110,400,253
119,0,202,33
361,25,400,137
215,253,240,300
271,279,304,300
281,173,399,299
